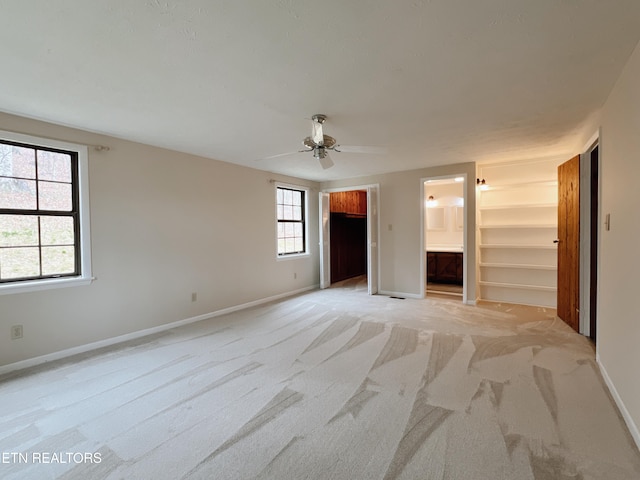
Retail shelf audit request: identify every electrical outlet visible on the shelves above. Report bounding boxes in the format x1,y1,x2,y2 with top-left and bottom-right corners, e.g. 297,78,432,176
191,292,197,302
11,325,23,340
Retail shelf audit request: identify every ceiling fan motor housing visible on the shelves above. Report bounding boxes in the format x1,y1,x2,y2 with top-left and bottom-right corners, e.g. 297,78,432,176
303,135,337,150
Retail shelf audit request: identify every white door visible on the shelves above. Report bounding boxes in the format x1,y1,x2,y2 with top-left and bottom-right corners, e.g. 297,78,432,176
319,192,331,289
367,186,379,295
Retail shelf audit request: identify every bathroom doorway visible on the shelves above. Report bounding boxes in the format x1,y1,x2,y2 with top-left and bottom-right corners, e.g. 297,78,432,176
423,176,465,298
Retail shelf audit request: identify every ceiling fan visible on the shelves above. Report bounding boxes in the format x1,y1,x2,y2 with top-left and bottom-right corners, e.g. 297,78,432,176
262,114,386,170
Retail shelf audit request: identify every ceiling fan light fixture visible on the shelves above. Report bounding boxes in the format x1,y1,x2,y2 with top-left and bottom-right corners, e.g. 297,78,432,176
318,151,334,170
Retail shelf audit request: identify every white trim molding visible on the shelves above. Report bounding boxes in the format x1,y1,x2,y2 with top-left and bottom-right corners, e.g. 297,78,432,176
379,290,423,299
596,353,640,450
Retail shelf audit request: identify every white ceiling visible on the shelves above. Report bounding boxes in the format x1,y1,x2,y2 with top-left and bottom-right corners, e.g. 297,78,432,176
1,1,639,182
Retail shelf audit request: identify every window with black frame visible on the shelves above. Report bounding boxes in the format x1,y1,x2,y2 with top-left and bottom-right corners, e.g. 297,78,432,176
276,186,306,256
0,140,81,283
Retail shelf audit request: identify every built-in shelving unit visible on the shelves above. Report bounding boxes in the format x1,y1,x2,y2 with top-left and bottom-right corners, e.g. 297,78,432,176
477,158,564,307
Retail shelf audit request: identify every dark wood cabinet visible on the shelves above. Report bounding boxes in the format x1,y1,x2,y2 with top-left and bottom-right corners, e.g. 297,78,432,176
426,251,463,285
330,190,367,215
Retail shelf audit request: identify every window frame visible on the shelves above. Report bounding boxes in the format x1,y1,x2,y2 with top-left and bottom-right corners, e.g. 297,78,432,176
275,184,309,259
0,130,92,295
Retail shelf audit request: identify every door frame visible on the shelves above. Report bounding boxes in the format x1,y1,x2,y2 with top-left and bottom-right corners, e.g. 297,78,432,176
319,184,380,294
319,192,331,289
579,136,600,339
420,174,468,304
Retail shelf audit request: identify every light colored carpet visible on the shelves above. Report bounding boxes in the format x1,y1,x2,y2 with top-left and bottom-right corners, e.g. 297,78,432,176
1,276,639,479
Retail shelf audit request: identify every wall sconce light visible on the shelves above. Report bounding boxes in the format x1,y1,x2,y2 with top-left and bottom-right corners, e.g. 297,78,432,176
426,195,437,208
476,178,489,190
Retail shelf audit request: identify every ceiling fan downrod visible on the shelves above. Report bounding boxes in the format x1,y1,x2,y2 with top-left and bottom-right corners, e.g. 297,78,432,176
311,114,327,124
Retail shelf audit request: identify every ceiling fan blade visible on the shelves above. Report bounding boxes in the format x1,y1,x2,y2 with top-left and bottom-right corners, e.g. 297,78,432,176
335,145,388,155
318,152,334,170
312,120,324,146
257,151,301,161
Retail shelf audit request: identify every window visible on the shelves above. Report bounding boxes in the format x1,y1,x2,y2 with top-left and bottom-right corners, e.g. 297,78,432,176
0,131,91,294
276,186,306,256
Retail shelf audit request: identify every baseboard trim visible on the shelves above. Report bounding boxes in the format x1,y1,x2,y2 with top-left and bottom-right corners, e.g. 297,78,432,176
596,353,640,450
379,290,423,299
0,284,318,376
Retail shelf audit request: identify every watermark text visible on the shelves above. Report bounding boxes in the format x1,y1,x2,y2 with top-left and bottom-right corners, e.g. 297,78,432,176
1,451,101,464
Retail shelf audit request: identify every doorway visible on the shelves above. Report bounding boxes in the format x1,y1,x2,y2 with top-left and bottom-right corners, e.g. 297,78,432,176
328,190,367,283
421,175,466,301
578,142,599,341
589,145,599,342
319,185,379,295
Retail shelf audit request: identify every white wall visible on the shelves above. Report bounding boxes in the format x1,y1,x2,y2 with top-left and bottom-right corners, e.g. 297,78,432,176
322,163,476,300
598,39,640,443
0,112,320,367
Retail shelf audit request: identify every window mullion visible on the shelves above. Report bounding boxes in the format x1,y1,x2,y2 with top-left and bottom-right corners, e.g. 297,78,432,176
37,215,43,277
34,148,40,211
35,148,43,277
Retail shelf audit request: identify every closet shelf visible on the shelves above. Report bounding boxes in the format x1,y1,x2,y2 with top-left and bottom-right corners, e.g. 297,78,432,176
478,224,557,229
480,263,557,271
478,203,557,210
479,244,557,250
481,180,558,190
479,281,556,292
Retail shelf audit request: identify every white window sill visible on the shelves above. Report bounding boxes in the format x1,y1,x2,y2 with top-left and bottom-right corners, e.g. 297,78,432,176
0,276,94,296
276,253,310,261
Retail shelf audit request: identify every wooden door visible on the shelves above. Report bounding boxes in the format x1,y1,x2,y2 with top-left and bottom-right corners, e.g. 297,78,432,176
557,155,580,331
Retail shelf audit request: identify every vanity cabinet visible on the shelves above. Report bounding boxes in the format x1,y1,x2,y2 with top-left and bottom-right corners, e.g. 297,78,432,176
427,251,463,285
